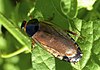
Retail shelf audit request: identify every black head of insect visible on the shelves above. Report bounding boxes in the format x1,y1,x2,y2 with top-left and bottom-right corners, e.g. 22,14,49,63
21,19,39,37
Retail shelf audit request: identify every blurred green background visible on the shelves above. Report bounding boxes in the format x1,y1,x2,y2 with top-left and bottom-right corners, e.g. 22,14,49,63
0,0,33,70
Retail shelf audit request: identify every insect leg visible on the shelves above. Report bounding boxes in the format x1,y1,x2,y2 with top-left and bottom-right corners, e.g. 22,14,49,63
66,30,78,36
64,30,82,38
31,39,36,49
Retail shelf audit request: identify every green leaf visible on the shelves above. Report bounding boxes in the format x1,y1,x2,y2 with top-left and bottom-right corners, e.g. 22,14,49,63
93,20,100,55
32,44,55,70
0,0,14,18
60,0,78,18
77,0,96,10
83,58,100,70
0,13,31,57
35,0,69,29
71,20,100,70
72,20,93,70
17,0,35,20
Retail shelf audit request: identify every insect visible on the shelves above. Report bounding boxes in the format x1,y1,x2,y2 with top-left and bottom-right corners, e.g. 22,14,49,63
21,18,83,63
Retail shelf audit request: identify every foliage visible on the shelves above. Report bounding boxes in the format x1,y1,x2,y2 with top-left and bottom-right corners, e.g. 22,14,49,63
0,0,100,70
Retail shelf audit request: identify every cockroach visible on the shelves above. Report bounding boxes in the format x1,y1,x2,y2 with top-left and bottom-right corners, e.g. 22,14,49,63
21,19,82,63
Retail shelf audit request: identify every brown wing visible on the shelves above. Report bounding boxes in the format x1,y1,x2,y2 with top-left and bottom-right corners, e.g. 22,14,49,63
32,21,78,58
